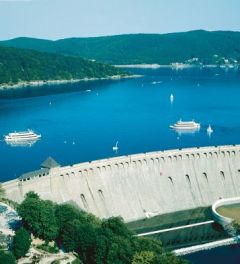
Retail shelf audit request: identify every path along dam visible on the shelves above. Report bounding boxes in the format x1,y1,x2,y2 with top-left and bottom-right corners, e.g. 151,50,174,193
3,145,240,222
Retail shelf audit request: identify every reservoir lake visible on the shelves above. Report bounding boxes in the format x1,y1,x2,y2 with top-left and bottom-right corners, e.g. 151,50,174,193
1,67,240,263
1,67,240,182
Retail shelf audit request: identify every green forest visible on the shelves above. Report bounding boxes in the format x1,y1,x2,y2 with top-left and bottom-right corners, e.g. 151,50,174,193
0,192,188,264
1,30,240,65
0,192,186,264
0,46,123,86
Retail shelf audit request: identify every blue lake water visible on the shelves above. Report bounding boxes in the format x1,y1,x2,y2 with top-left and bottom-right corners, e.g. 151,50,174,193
184,244,240,264
0,67,240,182
1,67,240,263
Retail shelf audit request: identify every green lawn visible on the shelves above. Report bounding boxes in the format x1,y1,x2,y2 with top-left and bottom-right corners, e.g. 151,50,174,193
127,207,212,234
126,207,228,250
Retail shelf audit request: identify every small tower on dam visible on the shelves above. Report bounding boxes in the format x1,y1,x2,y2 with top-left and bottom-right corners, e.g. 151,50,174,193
18,157,61,182
41,157,60,169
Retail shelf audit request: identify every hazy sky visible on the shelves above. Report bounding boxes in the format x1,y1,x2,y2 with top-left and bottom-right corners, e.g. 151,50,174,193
0,0,240,40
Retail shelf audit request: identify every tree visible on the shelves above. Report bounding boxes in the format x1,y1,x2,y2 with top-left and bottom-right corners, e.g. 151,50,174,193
93,222,135,264
101,235,134,264
25,191,39,199
72,258,83,264
0,250,16,264
55,204,87,231
133,237,163,255
17,193,59,241
13,227,31,259
61,219,82,252
76,222,97,264
61,219,97,264
132,251,155,264
101,217,133,238
154,252,188,264
232,221,240,235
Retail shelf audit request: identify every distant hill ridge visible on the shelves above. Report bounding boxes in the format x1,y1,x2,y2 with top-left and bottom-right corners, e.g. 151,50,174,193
1,30,240,64
0,46,123,86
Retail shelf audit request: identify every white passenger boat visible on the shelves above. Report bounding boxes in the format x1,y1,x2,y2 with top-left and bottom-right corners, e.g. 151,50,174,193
4,130,41,143
170,120,200,130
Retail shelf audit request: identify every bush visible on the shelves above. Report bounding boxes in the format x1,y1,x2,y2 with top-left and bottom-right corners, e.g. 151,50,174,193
12,227,31,259
71,258,83,264
0,250,16,264
36,242,59,254
132,251,155,264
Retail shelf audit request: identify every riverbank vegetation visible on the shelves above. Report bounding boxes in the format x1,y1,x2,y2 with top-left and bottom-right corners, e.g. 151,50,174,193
0,46,124,87
14,192,187,264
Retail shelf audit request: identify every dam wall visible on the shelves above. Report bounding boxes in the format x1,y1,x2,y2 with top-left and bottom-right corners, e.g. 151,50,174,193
3,145,240,222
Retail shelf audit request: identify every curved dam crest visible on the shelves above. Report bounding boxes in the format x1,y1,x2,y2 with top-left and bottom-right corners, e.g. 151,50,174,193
3,145,240,222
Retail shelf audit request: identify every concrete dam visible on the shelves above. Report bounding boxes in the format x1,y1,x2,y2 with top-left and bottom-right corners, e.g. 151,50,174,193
3,145,240,222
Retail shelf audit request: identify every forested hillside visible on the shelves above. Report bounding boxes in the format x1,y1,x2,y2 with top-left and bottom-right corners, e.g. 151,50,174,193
0,46,123,86
1,30,240,64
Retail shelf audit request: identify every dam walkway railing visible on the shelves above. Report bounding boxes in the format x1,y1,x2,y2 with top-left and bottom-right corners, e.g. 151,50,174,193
136,220,214,237
173,236,240,256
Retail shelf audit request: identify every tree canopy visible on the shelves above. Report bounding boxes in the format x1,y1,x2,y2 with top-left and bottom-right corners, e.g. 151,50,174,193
0,250,16,264
12,227,31,259
17,192,187,264
17,196,59,241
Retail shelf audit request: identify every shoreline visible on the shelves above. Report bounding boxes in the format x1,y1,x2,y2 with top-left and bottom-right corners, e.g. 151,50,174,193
0,74,142,91
0,202,20,237
114,64,239,69
115,64,198,69
115,64,166,69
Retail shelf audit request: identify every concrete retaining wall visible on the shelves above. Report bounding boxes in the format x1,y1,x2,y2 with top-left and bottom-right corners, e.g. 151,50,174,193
3,145,240,222
212,197,240,234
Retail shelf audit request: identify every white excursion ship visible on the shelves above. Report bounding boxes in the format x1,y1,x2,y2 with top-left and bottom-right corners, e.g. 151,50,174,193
4,130,41,143
170,120,200,130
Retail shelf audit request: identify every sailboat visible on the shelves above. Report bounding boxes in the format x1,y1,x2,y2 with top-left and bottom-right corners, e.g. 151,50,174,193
207,125,213,135
112,141,119,152
170,94,174,103
152,81,162,85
